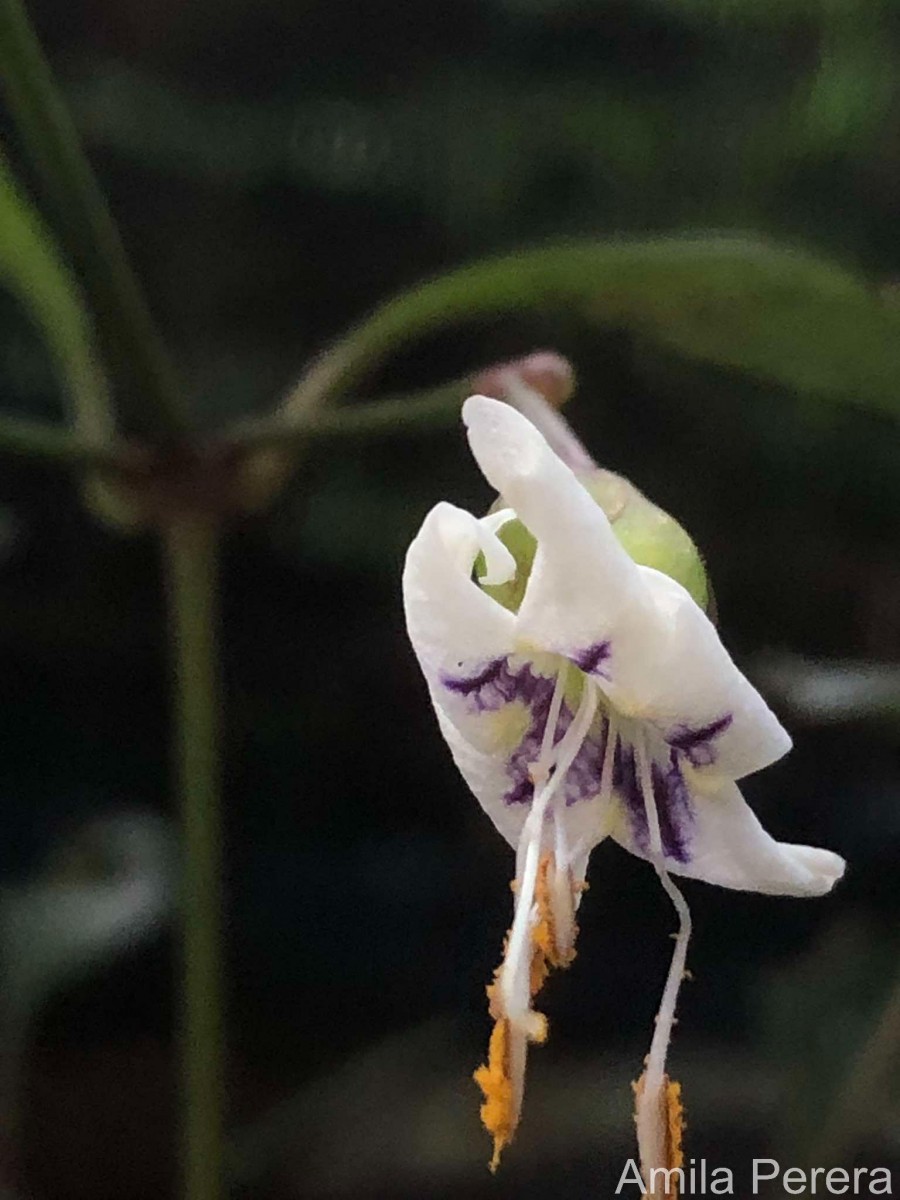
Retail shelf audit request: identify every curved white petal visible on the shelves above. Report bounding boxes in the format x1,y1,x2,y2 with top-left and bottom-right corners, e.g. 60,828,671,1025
462,394,790,782
612,774,845,897
629,566,792,780
403,501,533,845
403,500,516,673
463,393,650,645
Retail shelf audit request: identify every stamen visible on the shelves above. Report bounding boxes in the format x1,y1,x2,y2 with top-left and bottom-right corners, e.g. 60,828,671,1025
553,707,617,877
529,662,569,791
634,732,692,1198
598,709,618,813
475,675,599,1170
473,1017,517,1172
533,854,576,970
501,680,598,1028
632,1074,685,1200
476,962,547,1170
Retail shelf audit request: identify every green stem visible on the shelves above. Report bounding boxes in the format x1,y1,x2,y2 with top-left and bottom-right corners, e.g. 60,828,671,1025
272,236,900,427
164,518,226,1200
0,412,124,466
227,378,467,450
0,0,185,436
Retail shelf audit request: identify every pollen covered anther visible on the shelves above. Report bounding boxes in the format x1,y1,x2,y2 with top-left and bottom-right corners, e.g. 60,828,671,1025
533,853,578,970
633,1072,686,1200
473,1018,516,1173
476,853,579,1170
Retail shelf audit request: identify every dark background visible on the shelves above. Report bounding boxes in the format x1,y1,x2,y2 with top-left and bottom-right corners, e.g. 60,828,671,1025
1,1,900,1197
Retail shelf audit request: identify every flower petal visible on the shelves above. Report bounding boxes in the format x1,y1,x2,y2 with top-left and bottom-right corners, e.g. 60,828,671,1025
612,771,845,897
630,566,792,780
403,502,542,845
462,394,790,781
463,393,650,647
403,500,516,669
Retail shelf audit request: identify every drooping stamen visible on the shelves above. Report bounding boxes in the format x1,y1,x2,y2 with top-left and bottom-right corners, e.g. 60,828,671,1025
547,707,617,956
530,662,569,792
633,732,692,1199
633,1074,686,1200
501,678,598,1030
475,674,599,1171
598,709,618,814
473,1016,528,1173
514,663,568,886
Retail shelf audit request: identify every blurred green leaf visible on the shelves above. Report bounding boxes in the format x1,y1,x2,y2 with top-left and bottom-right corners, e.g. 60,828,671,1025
759,917,900,1167
289,236,900,422
0,0,185,436
790,30,895,156
650,0,889,27
0,146,114,445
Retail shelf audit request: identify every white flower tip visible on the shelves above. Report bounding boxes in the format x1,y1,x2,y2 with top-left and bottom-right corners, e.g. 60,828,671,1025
792,846,846,896
462,392,506,427
462,394,548,494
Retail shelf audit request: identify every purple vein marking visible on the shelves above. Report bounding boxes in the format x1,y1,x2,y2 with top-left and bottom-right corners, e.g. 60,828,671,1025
442,658,505,696
439,655,607,808
667,713,733,768
571,640,612,679
614,744,693,863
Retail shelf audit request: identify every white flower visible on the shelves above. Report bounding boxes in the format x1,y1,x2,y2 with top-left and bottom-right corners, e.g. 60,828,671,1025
402,393,845,1170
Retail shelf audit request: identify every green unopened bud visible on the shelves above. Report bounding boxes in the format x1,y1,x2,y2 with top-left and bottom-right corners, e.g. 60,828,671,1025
469,358,709,612
583,468,709,611
479,468,708,615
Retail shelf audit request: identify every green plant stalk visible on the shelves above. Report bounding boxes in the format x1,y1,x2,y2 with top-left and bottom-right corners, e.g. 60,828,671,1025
0,0,185,436
0,144,119,447
0,412,124,465
276,236,900,424
165,518,226,1200
228,377,468,449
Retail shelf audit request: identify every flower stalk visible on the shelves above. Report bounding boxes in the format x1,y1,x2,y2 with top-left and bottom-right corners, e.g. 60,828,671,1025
164,517,226,1200
0,412,123,466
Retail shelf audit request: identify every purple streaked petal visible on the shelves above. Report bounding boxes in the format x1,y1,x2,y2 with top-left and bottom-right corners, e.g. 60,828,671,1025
442,657,616,811
615,743,694,864
502,694,571,807
442,658,506,698
504,707,610,809
439,656,556,804
570,640,612,679
440,656,556,716
667,714,734,768
615,776,844,896
563,718,609,806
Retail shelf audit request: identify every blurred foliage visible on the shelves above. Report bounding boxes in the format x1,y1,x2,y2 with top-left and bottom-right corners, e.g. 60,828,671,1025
0,147,110,441
759,916,900,1164
302,237,900,418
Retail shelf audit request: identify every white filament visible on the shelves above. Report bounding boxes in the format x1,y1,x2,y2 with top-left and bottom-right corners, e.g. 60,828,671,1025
502,675,598,1030
634,732,692,1196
